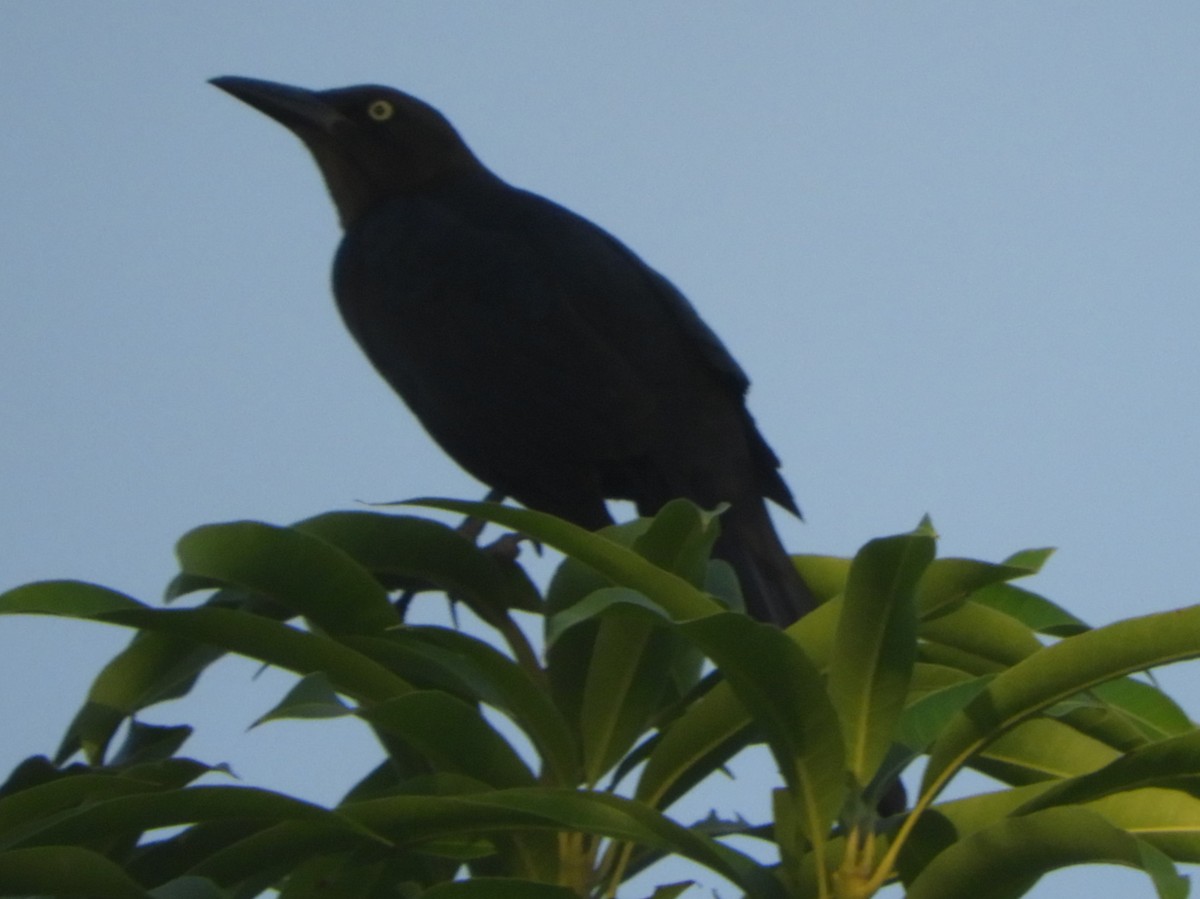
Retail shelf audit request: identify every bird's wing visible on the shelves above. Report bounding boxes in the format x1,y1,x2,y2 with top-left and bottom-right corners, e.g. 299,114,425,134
333,187,661,466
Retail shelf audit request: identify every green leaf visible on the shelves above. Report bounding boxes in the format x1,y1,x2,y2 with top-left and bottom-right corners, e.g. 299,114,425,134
828,529,932,787
922,604,1200,801
971,582,1089,637
175,521,399,635
916,556,1040,618
361,692,535,788
294,510,540,615
0,846,148,898
0,774,162,844
422,879,579,898
971,717,1121,786
636,679,753,811
790,555,851,604
108,721,193,766
680,614,843,849
904,806,1187,899
353,626,579,787
547,587,670,644
1017,730,1200,813
0,579,146,617
4,784,375,852
578,600,682,784
919,600,1043,672
899,676,992,752
344,788,786,899
53,587,286,762
1002,547,1056,572
149,876,230,899
56,629,223,763
647,883,695,899
409,500,719,621
34,606,413,754
181,819,393,889
630,498,722,589
1090,677,1194,740
254,672,353,725
1088,787,1200,863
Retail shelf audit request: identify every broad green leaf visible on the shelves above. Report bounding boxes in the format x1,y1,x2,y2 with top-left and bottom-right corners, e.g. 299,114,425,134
33,607,414,740
578,601,681,784
907,662,980,697
681,614,843,849
547,587,670,644
971,582,1089,637
360,692,535,788
294,510,540,615
422,879,578,898
1051,704,1152,757
2,784,371,852
647,883,694,899
0,580,146,617
0,846,147,898
919,600,1043,671
148,876,229,899
922,604,1200,801
409,500,718,621
916,556,1041,618
899,676,991,752
357,626,579,787
783,593,843,671
275,850,446,899
182,819,395,889
971,717,1121,786
636,680,753,811
541,515,703,768
1088,788,1200,863
56,630,222,763
1090,677,1194,740
896,782,1058,884
544,509,712,777
0,773,167,843
344,788,785,899
791,555,851,604
906,780,1200,874
1002,547,1055,571
1017,730,1200,813
254,672,353,725
828,529,932,787
631,498,722,589
175,521,399,635
52,587,285,762
904,806,1187,899
544,526,648,740
107,721,192,766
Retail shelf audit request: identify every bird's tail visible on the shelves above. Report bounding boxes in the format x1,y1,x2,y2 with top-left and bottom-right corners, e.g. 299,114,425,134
713,499,818,627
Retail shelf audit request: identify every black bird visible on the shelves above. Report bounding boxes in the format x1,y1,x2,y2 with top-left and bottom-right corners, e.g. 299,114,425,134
211,76,817,626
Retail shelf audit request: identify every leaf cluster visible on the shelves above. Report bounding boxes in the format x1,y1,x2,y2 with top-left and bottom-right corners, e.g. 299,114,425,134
1,501,1199,898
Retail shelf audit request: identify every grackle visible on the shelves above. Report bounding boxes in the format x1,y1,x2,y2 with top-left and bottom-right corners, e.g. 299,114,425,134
211,76,817,626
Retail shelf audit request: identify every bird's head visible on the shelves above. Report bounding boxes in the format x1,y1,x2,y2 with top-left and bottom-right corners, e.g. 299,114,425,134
211,76,481,227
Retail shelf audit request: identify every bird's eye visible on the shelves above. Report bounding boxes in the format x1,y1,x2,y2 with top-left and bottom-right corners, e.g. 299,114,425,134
367,99,394,121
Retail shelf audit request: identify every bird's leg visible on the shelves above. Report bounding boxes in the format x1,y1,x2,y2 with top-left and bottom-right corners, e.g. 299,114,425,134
455,487,539,561
456,487,506,544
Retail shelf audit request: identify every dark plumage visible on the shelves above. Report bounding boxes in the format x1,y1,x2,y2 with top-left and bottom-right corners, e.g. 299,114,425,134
211,76,817,625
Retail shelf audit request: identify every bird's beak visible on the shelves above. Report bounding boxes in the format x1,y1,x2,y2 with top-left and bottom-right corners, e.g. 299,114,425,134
210,76,345,136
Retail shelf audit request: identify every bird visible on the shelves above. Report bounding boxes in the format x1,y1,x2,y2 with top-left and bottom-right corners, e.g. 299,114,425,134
210,76,817,626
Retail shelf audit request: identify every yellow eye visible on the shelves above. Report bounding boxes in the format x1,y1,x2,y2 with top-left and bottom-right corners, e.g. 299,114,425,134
367,99,394,121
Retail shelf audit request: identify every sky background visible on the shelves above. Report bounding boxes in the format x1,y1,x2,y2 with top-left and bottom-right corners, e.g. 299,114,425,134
2,4,1199,897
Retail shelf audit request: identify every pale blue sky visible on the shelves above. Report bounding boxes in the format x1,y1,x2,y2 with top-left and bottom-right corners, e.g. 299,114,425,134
3,5,1199,896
